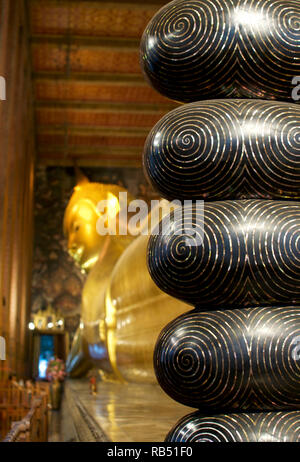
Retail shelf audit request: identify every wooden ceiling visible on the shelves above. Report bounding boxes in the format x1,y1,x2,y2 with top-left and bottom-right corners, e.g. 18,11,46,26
27,0,178,168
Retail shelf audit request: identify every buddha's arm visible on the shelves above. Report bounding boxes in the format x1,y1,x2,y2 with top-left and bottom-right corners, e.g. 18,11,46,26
106,234,191,383
67,239,126,378
66,326,93,378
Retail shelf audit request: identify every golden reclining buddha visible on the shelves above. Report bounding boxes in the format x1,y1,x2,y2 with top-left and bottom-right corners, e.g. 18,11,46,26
64,172,189,383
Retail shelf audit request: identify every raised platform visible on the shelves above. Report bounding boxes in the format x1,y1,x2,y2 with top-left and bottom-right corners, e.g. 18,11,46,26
62,379,194,442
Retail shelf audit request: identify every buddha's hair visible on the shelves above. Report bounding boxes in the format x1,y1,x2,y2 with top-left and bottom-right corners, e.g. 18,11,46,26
63,182,134,235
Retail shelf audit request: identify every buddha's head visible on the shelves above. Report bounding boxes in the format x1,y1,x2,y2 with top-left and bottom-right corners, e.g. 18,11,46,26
63,173,135,272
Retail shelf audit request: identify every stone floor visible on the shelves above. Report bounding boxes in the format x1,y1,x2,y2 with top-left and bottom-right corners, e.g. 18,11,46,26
58,379,194,442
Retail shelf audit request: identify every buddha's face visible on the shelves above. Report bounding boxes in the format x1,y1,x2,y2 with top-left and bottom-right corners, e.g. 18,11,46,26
64,183,122,272
66,199,102,270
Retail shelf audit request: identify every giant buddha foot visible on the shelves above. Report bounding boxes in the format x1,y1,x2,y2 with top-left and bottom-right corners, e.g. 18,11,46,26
141,0,300,442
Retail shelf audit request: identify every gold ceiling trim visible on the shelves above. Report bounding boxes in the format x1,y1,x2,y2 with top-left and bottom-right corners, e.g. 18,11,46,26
31,34,140,50
29,0,167,6
33,72,146,85
37,126,150,137
35,100,178,113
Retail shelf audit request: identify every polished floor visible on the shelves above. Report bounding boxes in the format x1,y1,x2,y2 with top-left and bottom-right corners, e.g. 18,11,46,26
48,411,62,442
61,379,194,442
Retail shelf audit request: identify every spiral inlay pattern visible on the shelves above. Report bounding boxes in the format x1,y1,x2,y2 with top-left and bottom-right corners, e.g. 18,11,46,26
155,307,300,411
166,410,300,442
140,0,300,103
142,0,300,440
148,200,300,307
143,100,300,201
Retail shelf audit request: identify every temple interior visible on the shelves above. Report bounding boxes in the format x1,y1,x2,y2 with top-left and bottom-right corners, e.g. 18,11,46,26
0,0,192,443
0,0,299,444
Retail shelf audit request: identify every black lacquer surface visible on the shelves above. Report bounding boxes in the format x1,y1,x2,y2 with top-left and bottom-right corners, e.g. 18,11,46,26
165,410,300,442
143,100,300,201
154,307,300,411
141,0,300,440
148,200,300,307
140,0,300,103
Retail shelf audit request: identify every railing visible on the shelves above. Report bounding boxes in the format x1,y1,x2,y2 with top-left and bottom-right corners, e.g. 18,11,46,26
0,384,49,442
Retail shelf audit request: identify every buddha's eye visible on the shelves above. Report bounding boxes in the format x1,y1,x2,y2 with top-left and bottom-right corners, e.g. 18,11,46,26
74,224,80,232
